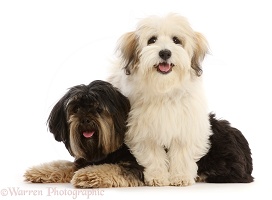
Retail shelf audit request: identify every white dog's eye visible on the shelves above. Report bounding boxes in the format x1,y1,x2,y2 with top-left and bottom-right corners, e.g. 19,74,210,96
173,36,182,45
147,36,157,45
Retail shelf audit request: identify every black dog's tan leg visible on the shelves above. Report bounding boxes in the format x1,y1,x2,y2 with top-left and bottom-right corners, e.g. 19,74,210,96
24,160,75,183
71,163,144,188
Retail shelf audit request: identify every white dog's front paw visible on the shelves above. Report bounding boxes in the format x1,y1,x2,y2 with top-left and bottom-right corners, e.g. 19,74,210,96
144,171,169,186
169,175,195,186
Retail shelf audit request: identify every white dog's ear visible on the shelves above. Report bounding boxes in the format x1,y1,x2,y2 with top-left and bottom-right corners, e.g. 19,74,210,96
117,32,139,75
191,32,209,76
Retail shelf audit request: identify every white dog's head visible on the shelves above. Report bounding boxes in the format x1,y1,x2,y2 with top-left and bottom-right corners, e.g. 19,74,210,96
116,14,208,92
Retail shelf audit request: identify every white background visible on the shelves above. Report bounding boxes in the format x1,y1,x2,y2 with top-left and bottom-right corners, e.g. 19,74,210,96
0,0,271,199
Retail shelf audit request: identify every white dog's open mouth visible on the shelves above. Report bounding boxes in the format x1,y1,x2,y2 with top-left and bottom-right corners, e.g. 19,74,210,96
156,62,174,74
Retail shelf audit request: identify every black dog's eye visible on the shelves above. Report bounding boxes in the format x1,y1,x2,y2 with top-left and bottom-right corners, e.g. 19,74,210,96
96,107,103,114
73,105,80,113
173,36,182,45
147,36,157,45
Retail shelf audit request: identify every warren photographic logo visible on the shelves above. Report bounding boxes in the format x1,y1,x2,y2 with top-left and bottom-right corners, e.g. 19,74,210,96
1,187,104,199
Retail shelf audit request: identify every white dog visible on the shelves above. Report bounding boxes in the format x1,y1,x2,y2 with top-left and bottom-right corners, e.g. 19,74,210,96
109,13,212,186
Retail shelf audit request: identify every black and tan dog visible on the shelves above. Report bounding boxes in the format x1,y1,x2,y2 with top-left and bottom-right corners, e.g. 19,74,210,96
24,80,253,187
24,80,144,188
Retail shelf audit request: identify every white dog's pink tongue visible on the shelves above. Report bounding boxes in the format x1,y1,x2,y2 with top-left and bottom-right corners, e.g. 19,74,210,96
83,131,94,138
159,63,171,72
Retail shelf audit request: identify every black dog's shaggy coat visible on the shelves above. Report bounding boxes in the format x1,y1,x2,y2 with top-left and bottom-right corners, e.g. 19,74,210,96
47,80,144,185
73,144,144,182
197,113,254,183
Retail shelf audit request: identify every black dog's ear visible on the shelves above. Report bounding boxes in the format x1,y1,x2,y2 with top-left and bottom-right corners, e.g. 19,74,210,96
89,80,131,136
109,87,131,135
117,90,131,117
47,92,70,143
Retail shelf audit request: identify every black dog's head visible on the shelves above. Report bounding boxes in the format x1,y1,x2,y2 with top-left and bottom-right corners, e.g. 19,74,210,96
47,80,130,162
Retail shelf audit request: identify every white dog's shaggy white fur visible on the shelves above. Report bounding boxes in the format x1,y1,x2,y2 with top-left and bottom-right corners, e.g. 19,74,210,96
109,13,212,186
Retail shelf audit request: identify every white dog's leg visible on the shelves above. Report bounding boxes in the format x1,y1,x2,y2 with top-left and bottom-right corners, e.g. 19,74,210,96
168,141,197,186
128,140,170,186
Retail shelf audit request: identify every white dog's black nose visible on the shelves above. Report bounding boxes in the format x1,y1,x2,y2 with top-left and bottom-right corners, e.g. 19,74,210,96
159,49,171,60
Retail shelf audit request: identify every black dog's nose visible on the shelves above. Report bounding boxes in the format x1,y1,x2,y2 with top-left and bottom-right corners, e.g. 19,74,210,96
81,118,90,125
159,49,171,60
